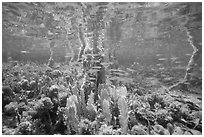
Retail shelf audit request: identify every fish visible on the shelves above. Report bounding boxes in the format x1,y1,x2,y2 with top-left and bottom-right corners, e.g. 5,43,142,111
112,72,129,76
88,69,100,73
126,68,136,72
69,62,82,66
91,66,102,69
163,77,174,81
89,77,96,81
185,54,192,56
172,66,186,70
101,62,113,67
65,53,73,56
21,51,29,54
159,67,165,70
90,60,101,63
170,57,178,61
108,76,120,81
175,61,182,64
109,69,126,72
156,54,163,57
156,64,163,66
117,77,133,83
158,58,168,61
86,53,101,57
65,55,72,58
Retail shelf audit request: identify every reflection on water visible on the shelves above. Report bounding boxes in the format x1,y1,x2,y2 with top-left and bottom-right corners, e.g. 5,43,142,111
2,2,202,73
116,2,201,72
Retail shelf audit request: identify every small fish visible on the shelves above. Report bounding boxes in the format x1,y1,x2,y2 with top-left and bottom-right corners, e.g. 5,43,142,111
89,77,96,81
65,53,73,56
21,50,29,53
172,66,186,70
161,74,167,77
65,55,72,58
92,66,101,69
156,54,163,57
158,58,167,61
109,69,123,72
175,61,182,64
70,62,81,66
156,64,163,66
163,77,174,81
159,67,165,70
113,72,129,76
108,76,119,81
90,60,101,63
171,57,178,61
126,68,136,72
118,77,133,83
87,53,101,57
151,68,156,71
185,54,192,56
88,69,99,73
101,62,113,67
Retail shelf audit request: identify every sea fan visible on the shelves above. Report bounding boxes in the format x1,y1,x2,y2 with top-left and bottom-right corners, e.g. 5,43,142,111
66,95,78,116
118,97,128,134
102,99,112,125
86,92,97,112
86,92,97,121
108,85,119,101
100,87,111,105
116,86,127,98
65,95,79,134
